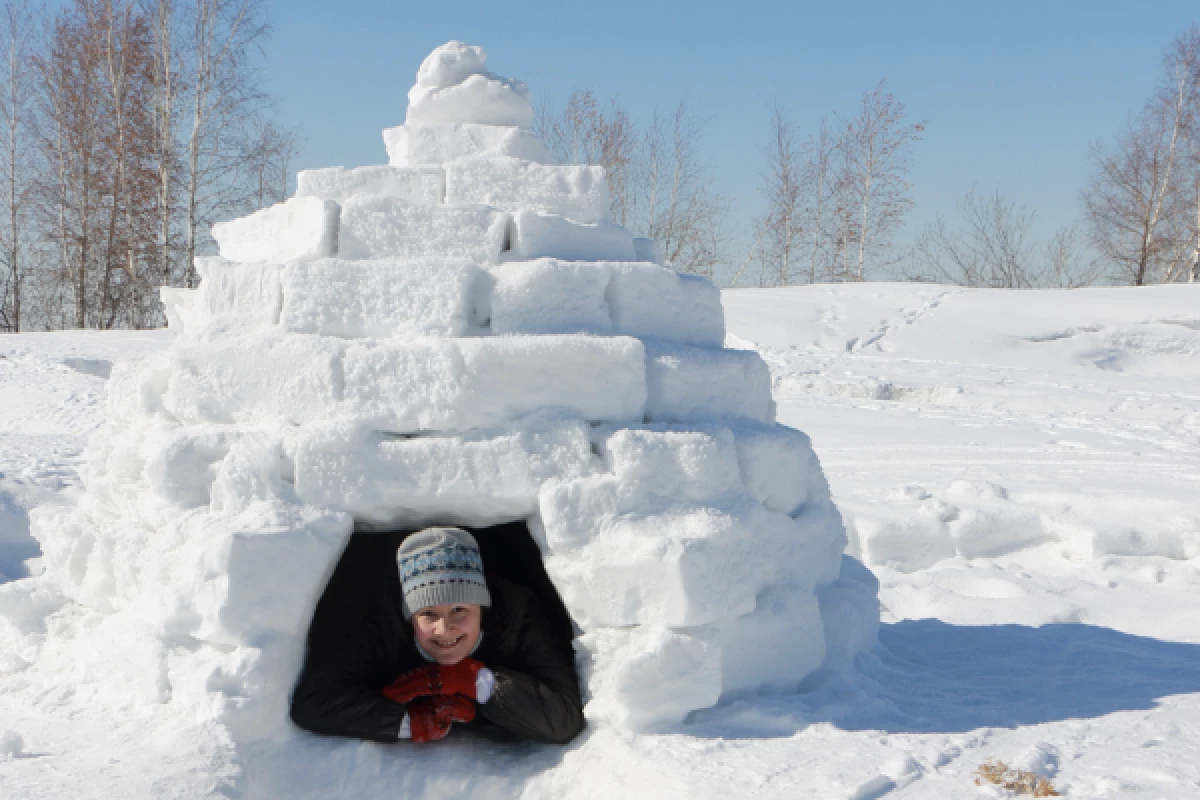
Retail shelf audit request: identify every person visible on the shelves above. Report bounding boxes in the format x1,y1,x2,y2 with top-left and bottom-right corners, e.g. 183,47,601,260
290,527,584,745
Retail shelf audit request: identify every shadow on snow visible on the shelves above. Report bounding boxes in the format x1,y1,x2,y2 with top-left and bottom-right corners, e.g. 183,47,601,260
692,619,1200,738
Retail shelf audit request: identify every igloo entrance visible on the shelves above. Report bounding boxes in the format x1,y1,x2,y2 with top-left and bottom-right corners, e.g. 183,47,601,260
305,521,575,661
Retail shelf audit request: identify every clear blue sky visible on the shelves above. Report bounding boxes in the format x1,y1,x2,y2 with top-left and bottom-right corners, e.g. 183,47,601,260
263,1,1199,279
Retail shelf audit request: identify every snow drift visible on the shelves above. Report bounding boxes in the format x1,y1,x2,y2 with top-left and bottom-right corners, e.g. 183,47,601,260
1,41,877,798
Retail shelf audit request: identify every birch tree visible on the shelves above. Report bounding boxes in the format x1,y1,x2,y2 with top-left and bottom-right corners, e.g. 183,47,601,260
1083,26,1200,285
637,102,729,277
838,81,924,281
535,90,635,225
180,0,267,287
537,94,729,277
756,103,801,286
0,0,33,331
905,188,1098,288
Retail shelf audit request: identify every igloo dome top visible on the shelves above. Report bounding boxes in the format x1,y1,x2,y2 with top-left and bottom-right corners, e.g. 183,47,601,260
406,40,533,129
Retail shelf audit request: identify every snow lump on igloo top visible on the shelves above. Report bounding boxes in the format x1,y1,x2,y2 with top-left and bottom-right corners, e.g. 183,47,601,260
18,40,880,798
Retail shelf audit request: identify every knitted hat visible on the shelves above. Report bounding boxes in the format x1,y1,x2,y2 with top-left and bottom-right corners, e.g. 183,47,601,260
396,527,492,619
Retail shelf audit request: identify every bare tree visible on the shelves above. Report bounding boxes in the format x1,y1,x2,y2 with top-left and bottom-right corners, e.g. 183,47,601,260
1083,26,1200,285
536,89,635,225
147,0,178,290
754,109,850,287
905,188,1099,288
245,116,297,206
637,101,729,277
755,103,801,286
0,0,34,331
180,0,268,287
838,81,924,281
538,93,729,278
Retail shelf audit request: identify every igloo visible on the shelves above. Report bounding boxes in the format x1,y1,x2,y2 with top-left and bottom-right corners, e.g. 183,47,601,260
10,41,879,797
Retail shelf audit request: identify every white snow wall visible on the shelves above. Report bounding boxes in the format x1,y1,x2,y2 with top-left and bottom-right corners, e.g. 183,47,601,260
13,39,879,794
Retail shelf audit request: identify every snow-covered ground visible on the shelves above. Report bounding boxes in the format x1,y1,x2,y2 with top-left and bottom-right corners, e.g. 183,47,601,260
3,282,1200,798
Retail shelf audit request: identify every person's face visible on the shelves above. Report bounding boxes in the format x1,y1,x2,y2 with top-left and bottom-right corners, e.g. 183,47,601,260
411,603,482,665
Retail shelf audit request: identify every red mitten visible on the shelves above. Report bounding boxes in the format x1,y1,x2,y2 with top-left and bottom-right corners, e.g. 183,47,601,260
433,694,476,726
436,657,484,699
407,697,452,743
382,664,439,704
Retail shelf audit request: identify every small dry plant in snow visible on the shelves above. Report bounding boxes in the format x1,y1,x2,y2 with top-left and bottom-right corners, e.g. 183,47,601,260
973,760,1059,797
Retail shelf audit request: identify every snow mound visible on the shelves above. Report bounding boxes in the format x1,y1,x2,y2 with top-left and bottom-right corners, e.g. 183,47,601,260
5,42,876,797
406,41,533,129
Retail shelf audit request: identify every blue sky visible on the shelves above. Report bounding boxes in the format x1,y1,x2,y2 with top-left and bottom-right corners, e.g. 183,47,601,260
263,1,1198,279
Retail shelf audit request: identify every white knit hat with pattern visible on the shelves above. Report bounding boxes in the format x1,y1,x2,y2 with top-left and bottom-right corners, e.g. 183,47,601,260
396,527,491,619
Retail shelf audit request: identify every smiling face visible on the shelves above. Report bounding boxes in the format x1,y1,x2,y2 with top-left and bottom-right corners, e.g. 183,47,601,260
411,603,483,665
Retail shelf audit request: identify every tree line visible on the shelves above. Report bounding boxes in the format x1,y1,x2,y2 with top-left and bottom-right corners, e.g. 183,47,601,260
538,25,1200,290
0,0,294,333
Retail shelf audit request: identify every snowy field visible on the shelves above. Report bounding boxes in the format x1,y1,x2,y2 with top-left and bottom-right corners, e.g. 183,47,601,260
2,282,1200,798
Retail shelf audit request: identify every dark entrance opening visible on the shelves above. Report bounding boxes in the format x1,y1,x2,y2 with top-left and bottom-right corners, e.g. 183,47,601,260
306,520,575,656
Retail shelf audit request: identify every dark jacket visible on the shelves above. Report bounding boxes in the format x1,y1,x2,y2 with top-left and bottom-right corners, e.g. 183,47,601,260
290,574,585,745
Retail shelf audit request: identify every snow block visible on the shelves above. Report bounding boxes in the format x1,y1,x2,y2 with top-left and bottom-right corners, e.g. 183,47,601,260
162,333,344,426
633,237,665,265
509,210,636,262
211,197,338,263
339,197,508,264
406,43,533,128
729,421,826,516
384,123,551,167
538,424,842,627
944,480,1049,559
160,287,201,334
279,258,480,338
816,556,881,671
295,165,444,205
291,411,597,528
592,425,746,511
168,638,302,743
608,264,725,346
542,500,814,627
488,259,613,335
575,626,722,731
139,507,352,645
446,157,610,224
848,481,1048,570
644,343,774,423
193,257,283,331
342,335,647,432
106,355,171,423
140,425,241,510
697,584,826,692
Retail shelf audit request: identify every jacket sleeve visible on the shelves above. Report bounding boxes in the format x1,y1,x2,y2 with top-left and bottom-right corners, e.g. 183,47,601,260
478,598,585,745
289,613,412,744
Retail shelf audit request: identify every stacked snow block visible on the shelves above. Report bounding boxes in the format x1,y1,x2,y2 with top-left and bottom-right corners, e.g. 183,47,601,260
27,39,877,758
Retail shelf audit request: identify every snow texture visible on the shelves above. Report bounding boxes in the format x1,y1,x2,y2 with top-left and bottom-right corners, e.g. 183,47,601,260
487,260,614,335
338,197,508,263
279,258,480,338
644,342,775,423
509,210,637,262
446,157,610,223
406,42,533,129
295,165,444,204
384,123,551,167
210,196,338,263
608,264,725,346
291,411,597,529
